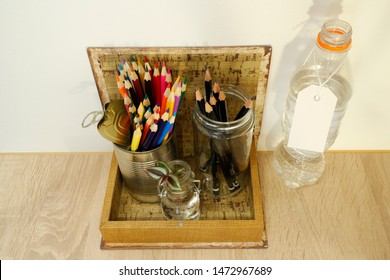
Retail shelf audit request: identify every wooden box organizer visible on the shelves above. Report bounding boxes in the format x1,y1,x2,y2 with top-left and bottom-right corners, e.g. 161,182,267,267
88,46,272,248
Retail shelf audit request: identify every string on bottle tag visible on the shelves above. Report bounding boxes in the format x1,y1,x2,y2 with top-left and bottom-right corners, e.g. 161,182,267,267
312,47,347,101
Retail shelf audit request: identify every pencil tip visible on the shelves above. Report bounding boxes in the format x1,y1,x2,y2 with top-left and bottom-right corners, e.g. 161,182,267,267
213,82,220,93
245,99,253,108
196,88,204,100
218,90,226,101
205,102,213,113
205,68,212,81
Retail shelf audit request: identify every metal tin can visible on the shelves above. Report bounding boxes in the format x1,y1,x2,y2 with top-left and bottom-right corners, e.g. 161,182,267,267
113,135,177,203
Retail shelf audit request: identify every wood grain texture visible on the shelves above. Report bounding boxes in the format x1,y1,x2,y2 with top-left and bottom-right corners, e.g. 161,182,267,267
0,152,389,259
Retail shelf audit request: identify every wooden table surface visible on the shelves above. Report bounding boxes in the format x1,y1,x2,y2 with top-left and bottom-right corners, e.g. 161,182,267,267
0,151,389,260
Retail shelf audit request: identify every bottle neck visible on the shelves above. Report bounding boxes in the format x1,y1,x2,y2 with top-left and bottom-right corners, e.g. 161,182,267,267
316,19,352,53
298,20,351,86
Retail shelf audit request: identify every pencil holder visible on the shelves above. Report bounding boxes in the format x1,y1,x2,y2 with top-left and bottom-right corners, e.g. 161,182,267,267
113,134,177,203
192,84,254,199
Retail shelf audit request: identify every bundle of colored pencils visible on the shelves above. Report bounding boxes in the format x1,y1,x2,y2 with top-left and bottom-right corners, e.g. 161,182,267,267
196,68,253,198
115,56,188,152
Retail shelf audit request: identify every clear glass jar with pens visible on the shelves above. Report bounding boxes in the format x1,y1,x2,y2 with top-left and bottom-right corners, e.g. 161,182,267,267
192,84,254,199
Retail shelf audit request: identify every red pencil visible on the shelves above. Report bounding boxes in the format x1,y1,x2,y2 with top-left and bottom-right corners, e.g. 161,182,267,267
141,114,155,145
129,65,144,104
152,62,161,107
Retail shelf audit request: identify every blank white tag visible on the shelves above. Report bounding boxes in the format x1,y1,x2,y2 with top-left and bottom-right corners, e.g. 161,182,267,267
287,85,337,152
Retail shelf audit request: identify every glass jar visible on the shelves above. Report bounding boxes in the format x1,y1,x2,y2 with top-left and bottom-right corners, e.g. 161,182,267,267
157,160,201,220
192,84,254,198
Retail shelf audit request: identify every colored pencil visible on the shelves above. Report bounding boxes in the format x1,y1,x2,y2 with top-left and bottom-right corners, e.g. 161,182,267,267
141,123,158,151
160,61,167,99
150,110,169,149
143,107,152,122
129,65,144,103
135,120,144,131
124,74,140,107
129,103,137,123
178,76,188,108
133,114,142,127
165,67,172,90
123,95,132,117
141,114,154,145
172,82,182,116
130,126,142,151
137,102,145,121
143,94,151,111
166,89,175,118
171,75,181,93
137,57,146,92
160,87,170,116
153,105,160,122
144,71,153,106
111,56,187,152
156,116,175,146
130,56,138,74
144,56,153,77
152,62,161,106
123,60,130,73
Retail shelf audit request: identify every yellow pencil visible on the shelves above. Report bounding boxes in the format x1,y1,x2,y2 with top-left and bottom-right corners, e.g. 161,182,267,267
166,90,175,117
137,101,145,120
130,127,142,151
171,75,181,92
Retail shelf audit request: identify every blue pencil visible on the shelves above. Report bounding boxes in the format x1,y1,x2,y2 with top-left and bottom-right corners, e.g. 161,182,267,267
156,116,175,146
150,110,170,149
141,123,158,151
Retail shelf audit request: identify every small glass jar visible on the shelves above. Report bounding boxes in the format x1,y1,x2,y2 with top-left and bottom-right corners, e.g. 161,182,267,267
192,84,254,198
157,160,201,220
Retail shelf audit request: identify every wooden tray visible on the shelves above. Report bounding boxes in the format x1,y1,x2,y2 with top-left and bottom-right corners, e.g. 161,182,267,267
88,46,271,248
100,140,267,248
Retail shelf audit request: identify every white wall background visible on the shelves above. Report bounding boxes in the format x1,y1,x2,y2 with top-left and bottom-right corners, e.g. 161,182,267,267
0,0,389,152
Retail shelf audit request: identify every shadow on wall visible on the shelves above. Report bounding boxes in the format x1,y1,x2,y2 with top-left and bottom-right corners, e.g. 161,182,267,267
265,0,343,149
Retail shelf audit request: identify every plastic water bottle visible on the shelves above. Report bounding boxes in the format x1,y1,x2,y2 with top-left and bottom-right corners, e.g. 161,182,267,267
273,19,353,188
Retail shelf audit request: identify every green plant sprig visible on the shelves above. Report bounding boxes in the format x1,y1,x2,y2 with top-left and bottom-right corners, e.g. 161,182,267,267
145,161,184,191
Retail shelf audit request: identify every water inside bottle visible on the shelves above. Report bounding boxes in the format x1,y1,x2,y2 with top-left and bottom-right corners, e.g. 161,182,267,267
274,70,352,188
